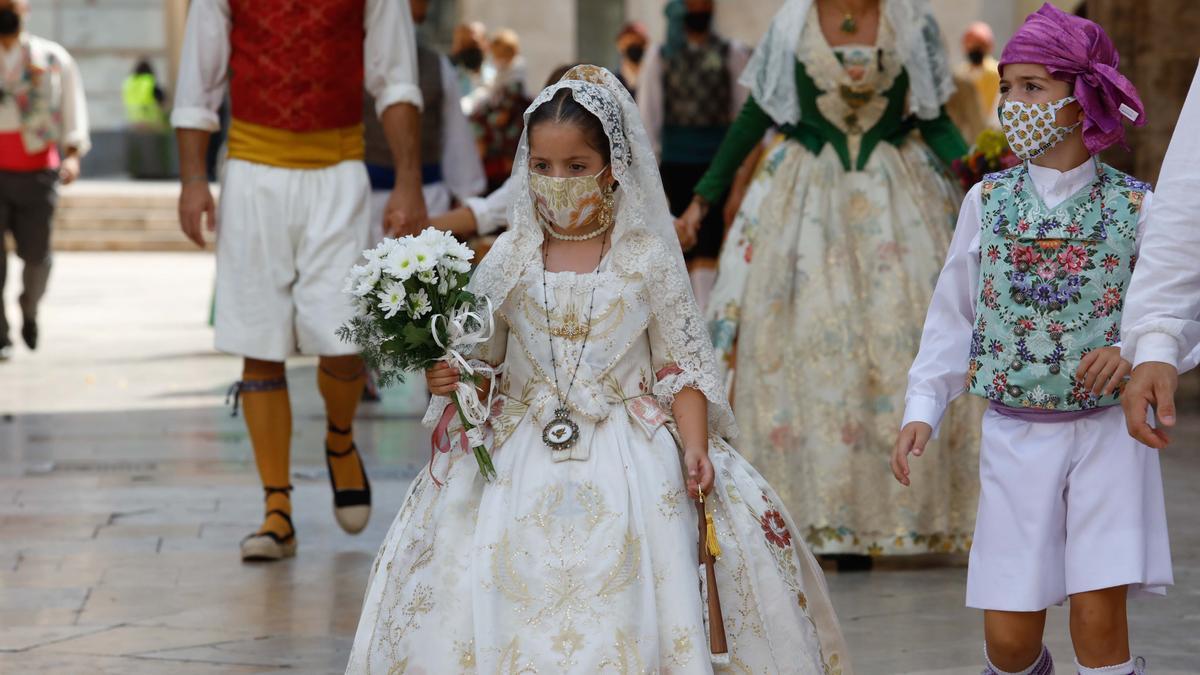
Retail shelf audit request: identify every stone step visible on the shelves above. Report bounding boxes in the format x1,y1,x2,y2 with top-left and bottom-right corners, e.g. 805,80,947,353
48,180,216,251
53,230,205,252
55,210,180,232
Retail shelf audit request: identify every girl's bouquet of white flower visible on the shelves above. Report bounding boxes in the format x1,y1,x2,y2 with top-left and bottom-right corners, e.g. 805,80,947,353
338,227,498,481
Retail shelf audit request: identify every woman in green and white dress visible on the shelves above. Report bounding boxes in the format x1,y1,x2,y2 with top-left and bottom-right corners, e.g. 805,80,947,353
676,0,982,562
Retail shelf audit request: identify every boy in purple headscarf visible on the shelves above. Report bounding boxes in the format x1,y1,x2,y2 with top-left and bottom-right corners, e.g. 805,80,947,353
892,5,1171,674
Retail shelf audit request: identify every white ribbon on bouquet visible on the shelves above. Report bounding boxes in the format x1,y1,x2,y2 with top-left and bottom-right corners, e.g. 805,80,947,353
431,297,502,447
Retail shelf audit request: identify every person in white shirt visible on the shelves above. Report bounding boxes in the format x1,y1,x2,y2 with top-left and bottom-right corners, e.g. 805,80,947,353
172,0,425,562
1120,63,1200,450
361,0,484,239
0,0,88,361
893,7,1170,675
636,0,749,309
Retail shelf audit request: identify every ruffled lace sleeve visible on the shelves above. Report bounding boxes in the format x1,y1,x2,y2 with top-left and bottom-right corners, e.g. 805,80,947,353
624,233,739,440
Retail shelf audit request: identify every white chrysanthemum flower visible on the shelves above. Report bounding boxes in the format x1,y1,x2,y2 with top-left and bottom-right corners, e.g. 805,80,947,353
417,269,438,285
443,256,471,274
416,227,450,255
408,288,432,319
410,244,438,272
385,247,418,280
348,262,382,297
445,238,475,262
362,246,383,266
376,280,407,319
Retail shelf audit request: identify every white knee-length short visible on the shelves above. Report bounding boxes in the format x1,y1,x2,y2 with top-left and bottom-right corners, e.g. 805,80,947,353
214,159,369,361
966,405,1173,611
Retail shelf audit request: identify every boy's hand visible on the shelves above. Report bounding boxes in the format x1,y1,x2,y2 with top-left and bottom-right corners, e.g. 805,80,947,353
684,446,715,498
1075,346,1131,396
426,362,461,396
891,422,933,487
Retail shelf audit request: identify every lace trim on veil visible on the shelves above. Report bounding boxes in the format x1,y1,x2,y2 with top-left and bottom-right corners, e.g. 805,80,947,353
425,65,738,440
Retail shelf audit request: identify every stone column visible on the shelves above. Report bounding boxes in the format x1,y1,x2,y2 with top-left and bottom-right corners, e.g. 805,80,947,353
1086,0,1200,183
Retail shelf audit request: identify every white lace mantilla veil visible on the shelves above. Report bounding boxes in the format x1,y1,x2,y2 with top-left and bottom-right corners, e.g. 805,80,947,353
743,0,955,125
427,64,738,438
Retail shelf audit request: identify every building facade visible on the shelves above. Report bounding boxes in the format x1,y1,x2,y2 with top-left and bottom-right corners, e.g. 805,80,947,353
35,0,1196,181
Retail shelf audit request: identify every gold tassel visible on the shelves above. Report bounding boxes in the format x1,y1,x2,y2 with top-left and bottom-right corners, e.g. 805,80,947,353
699,489,721,558
705,511,721,558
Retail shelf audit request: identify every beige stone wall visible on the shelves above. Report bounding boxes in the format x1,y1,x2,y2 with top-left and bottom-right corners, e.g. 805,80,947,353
25,0,171,132
1086,0,1200,184
458,0,576,94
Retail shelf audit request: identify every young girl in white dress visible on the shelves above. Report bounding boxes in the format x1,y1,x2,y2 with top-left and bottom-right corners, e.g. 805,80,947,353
345,65,849,674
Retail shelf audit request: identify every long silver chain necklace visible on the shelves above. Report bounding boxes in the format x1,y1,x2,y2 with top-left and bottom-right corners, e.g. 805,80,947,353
539,232,609,452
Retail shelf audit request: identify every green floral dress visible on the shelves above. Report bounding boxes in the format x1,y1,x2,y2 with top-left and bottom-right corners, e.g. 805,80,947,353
697,9,982,556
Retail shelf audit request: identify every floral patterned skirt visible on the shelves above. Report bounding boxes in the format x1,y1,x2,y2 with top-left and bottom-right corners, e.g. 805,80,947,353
345,412,849,673
707,137,983,556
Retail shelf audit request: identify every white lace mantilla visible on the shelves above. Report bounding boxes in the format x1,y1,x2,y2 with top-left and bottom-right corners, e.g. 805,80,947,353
741,0,954,126
428,65,737,440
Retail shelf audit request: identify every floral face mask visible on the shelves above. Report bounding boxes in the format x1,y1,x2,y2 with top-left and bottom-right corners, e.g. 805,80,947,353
999,96,1081,161
529,166,609,231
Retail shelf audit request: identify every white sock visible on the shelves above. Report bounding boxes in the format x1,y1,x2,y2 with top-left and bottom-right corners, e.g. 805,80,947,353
689,267,717,315
985,644,1053,675
1075,659,1134,674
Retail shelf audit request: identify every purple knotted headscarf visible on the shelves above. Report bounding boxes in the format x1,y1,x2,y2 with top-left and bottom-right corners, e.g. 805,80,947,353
999,3,1145,155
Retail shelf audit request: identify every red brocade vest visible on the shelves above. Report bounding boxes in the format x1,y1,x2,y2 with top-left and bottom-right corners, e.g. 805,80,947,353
227,0,366,167
229,0,363,131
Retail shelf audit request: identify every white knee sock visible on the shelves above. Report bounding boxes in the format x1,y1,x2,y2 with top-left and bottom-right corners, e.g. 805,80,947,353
1075,659,1134,675
985,644,1054,675
689,267,717,314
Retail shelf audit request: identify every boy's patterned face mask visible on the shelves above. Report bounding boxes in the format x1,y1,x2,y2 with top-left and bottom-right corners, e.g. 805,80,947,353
999,96,1081,161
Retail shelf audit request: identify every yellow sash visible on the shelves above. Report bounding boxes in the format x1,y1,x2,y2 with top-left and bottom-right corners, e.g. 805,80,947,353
227,118,365,169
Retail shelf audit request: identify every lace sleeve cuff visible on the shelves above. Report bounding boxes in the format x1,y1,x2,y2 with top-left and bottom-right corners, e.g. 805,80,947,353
422,395,451,428
652,363,738,439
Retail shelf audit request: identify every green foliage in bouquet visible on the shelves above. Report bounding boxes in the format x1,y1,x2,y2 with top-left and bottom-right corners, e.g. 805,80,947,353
337,228,498,481
336,229,480,388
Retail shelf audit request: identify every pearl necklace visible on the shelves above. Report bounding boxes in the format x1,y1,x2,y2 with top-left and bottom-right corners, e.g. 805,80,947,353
540,219,614,241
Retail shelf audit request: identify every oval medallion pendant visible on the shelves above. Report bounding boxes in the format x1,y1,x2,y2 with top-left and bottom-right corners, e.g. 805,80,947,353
543,408,580,451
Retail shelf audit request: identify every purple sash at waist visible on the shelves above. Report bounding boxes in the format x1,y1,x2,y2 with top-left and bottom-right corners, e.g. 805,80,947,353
988,401,1113,423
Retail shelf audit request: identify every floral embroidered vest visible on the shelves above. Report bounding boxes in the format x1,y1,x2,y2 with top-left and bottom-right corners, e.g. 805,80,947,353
4,36,66,155
967,162,1148,410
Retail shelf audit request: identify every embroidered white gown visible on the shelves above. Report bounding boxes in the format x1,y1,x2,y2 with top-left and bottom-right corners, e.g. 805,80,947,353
345,240,848,674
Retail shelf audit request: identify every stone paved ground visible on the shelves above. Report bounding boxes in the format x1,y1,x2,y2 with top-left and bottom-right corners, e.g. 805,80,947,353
1,253,1197,674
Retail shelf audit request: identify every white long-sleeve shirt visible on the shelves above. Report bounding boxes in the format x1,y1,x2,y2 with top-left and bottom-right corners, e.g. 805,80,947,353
1120,62,1200,374
637,39,751,159
171,0,423,132
0,34,89,155
903,161,1153,434
434,54,485,203
464,174,518,237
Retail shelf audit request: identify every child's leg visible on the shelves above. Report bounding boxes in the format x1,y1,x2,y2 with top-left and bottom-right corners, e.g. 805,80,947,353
1070,585,1131,669
984,610,1049,672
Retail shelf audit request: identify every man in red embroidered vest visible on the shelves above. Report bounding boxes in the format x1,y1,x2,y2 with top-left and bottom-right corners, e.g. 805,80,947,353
0,0,89,361
172,0,427,562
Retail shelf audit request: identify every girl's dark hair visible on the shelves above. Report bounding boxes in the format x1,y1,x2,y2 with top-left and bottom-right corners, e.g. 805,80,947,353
526,88,611,164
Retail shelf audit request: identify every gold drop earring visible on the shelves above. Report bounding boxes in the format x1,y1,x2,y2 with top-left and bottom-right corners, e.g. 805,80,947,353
599,185,616,230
